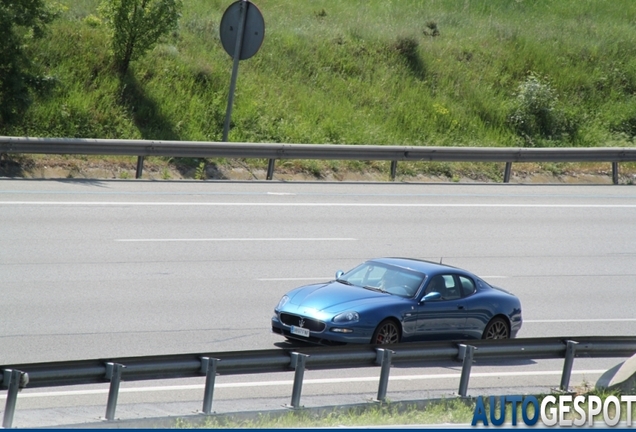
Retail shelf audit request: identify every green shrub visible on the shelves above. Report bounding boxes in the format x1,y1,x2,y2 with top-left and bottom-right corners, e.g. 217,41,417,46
0,0,57,124
99,0,183,76
508,73,580,146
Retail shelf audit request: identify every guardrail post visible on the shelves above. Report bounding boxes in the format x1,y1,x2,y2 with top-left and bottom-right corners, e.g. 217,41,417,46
135,156,144,179
2,369,28,428
266,159,276,180
612,162,619,185
105,362,124,421
504,162,512,183
559,340,578,392
375,348,394,402
200,357,220,415
288,352,309,409
458,344,476,397
390,161,398,181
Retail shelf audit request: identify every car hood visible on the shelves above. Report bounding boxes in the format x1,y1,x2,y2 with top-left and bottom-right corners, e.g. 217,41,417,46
287,281,401,313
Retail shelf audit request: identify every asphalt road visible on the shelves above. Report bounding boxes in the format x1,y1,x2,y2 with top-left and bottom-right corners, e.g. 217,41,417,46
1,179,635,427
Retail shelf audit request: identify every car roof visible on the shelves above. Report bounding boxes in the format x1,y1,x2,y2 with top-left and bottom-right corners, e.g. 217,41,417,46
368,257,468,276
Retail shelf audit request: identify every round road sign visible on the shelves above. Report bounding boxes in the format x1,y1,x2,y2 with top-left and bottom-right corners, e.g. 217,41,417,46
219,0,265,60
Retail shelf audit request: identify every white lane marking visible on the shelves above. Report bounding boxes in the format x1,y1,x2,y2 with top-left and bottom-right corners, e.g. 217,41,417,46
3,369,605,400
258,277,331,281
525,318,636,323
258,276,506,281
115,238,356,242
1,202,636,208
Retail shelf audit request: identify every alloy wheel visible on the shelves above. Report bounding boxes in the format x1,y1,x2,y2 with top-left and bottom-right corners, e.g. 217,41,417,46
374,321,400,344
484,318,509,339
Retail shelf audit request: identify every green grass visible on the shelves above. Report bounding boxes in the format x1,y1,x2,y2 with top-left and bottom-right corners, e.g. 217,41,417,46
170,391,636,429
2,0,636,179
174,398,475,428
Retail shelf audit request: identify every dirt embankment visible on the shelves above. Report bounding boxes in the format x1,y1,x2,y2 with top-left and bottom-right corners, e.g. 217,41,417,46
1,156,635,184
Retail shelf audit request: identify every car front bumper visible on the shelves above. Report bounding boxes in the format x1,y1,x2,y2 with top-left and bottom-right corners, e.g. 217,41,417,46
271,314,372,345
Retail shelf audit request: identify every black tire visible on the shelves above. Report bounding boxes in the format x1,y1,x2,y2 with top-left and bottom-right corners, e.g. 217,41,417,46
482,317,510,339
371,319,400,344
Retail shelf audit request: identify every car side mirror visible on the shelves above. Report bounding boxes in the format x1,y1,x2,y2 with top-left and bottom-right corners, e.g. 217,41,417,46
335,270,344,279
421,292,442,303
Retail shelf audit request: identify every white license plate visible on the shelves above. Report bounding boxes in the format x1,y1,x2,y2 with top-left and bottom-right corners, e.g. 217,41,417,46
290,326,310,337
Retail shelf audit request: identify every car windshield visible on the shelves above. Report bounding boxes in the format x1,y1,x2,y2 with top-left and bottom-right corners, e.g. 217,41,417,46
338,262,426,298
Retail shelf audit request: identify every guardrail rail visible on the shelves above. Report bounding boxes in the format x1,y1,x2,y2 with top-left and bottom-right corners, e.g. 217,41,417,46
2,336,635,427
2,136,636,183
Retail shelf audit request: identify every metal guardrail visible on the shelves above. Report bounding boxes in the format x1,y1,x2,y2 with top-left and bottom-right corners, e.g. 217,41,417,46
2,336,635,427
2,136,635,183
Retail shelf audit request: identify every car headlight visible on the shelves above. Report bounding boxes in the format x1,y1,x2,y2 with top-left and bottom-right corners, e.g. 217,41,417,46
276,295,290,311
333,311,359,323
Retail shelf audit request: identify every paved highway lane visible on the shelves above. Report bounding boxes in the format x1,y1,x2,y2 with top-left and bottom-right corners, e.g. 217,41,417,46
2,180,636,364
1,179,635,426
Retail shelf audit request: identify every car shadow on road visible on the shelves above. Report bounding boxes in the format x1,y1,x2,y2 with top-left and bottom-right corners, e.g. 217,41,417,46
273,340,320,350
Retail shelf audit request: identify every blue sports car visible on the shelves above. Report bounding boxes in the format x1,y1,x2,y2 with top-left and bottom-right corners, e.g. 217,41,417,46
272,257,522,345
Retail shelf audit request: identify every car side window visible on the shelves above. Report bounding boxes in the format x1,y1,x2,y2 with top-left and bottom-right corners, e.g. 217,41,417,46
425,274,461,300
459,276,476,297
441,275,461,300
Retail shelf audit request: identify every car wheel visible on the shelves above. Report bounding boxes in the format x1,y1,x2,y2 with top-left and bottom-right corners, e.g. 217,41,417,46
372,320,400,344
482,317,510,339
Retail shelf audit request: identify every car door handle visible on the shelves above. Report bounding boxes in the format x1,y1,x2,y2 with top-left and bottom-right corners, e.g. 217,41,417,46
457,305,465,310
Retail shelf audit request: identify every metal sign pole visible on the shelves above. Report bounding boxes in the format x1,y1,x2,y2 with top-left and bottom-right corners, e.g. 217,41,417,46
222,0,248,142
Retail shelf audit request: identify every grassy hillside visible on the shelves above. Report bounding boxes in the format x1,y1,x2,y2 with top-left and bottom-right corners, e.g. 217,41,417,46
2,0,636,180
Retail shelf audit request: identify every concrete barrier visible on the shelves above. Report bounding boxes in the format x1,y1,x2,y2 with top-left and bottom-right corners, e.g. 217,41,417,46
596,353,636,393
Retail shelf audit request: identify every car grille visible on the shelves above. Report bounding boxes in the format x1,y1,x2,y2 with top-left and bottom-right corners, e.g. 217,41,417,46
279,313,326,332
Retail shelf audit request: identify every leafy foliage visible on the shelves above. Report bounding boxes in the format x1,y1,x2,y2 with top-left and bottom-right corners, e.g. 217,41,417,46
0,0,56,124
611,115,636,139
508,74,578,146
99,0,183,76
194,161,206,180
3,0,636,160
